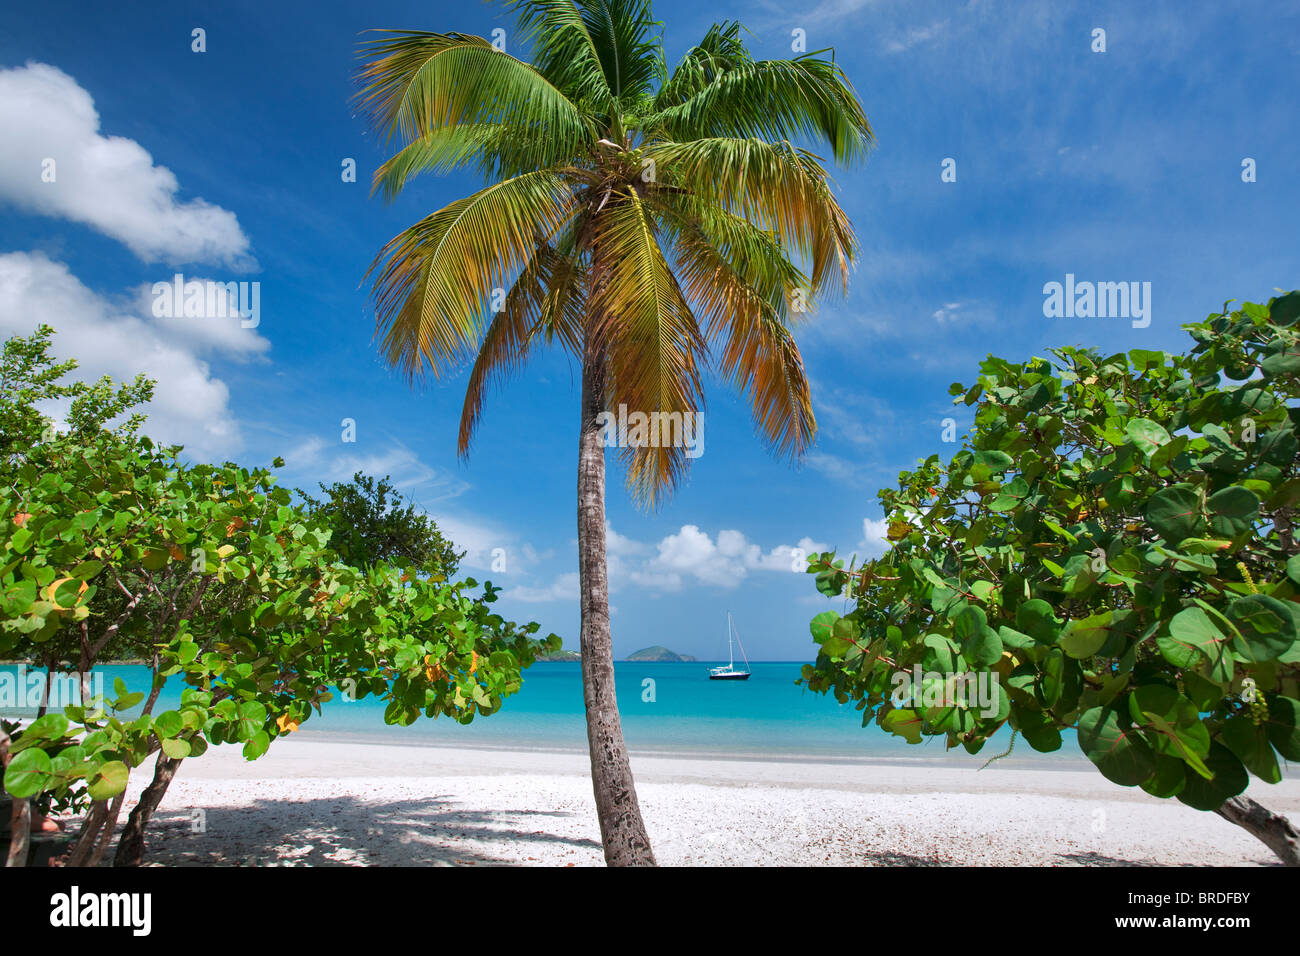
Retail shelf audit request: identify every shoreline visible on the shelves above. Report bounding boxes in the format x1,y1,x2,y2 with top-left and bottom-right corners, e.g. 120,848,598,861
97,737,1300,867
288,728,1095,772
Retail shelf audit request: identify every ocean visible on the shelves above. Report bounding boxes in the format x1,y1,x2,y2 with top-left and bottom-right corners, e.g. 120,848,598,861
0,661,1082,766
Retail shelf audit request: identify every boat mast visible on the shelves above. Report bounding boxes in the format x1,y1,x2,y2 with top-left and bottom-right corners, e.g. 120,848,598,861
727,612,735,668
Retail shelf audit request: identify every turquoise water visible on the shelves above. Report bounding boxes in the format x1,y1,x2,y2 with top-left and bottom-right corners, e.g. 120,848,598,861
0,662,1080,765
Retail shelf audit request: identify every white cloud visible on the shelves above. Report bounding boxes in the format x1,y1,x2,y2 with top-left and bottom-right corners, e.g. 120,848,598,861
884,18,950,53
494,523,825,602
0,62,254,268
931,302,964,323
857,517,891,558
644,524,827,590
285,435,470,504
804,452,858,483
605,523,648,557
0,251,269,460
132,281,268,358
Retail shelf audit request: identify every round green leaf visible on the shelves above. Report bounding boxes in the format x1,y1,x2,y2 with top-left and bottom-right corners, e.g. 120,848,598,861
1125,418,1171,458
1078,705,1156,786
1269,291,1300,327
1059,611,1112,659
1205,485,1259,537
1220,715,1281,783
1263,695,1300,761
86,759,129,801
4,747,52,799
242,729,270,760
1176,743,1248,811
160,736,192,759
1015,599,1060,644
1144,484,1203,544
1226,594,1297,662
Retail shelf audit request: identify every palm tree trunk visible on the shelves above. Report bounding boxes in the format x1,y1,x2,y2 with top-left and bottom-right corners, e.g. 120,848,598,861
577,351,656,866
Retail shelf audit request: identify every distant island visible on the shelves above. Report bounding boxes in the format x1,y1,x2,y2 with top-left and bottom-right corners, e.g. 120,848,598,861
536,648,581,662
623,646,698,662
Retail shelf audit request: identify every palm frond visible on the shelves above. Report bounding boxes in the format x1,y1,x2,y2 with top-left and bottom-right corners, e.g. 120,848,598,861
653,193,815,457
372,123,594,199
589,187,705,506
583,0,662,103
652,21,752,110
511,1,616,118
649,137,856,295
647,55,874,164
371,125,496,201
365,170,580,381
355,30,592,154
458,240,587,455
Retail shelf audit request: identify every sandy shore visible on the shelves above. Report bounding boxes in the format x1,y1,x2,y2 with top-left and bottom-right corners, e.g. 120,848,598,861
91,736,1299,866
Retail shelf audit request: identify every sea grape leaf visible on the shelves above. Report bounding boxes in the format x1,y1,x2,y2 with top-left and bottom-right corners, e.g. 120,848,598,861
1144,485,1203,544
1175,743,1248,811
1078,705,1156,786
1220,715,1281,783
1226,594,1296,662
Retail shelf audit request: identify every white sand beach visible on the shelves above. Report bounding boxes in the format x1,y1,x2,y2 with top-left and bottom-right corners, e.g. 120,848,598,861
94,737,1300,866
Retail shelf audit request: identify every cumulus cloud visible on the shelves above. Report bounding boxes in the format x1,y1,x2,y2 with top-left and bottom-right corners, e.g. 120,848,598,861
0,251,269,460
0,62,255,268
858,517,891,558
638,525,827,591
486,522,830,602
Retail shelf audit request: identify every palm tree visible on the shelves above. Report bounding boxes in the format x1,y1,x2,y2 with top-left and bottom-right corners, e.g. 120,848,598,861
356,0,871,866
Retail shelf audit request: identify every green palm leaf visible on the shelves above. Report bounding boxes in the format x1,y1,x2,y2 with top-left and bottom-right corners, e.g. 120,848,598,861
458,239,586,454
355,30,592,151
649,52,873,163
366,170,580,380
588,187,705,504
654,194,815,457
649,137,856,295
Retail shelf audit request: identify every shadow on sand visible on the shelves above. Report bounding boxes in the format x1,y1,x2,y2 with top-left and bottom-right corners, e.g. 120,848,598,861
98,793,601,867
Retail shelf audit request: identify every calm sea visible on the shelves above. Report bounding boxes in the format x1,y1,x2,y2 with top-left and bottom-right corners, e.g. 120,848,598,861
0,661,1082,766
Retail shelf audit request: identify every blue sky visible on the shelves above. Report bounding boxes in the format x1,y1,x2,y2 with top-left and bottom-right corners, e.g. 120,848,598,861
1,0,1297,660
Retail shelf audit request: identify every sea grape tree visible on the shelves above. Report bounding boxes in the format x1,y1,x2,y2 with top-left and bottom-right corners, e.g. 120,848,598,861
0,326,557,866
803,291,1300,862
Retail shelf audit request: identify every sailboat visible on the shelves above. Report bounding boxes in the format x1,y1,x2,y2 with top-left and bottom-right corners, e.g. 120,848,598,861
708,612,752,680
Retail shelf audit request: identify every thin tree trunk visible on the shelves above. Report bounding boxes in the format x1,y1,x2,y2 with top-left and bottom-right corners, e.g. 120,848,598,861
86,793,125,867
64,799,110,867
1,727,30,867
576,352,656,866
114,754,183,867
5,798,30,867
1216,794,1300,866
